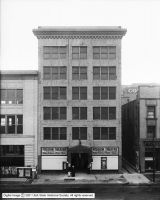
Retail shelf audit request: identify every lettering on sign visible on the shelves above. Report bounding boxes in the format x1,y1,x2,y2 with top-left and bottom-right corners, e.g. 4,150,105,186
92,146,118,155
144,141,160,147
127,88,138,94
41,147,67,155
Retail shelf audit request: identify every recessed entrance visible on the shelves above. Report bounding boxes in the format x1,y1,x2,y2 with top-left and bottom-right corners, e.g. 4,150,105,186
71,153,89,171
67,145,92,172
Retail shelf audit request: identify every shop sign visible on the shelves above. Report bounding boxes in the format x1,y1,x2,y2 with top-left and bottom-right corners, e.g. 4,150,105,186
92,146,118,155
41,147,67,155
144,141,160,148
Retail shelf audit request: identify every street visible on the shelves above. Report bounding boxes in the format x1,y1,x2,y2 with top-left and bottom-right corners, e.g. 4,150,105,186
1,184,160,200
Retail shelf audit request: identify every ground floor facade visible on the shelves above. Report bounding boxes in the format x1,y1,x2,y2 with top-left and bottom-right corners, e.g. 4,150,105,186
38,145,120,172
139,139,160,173
0,137,37,177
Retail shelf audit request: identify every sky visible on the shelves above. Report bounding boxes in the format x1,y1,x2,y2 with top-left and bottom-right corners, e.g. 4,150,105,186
1,0,160,85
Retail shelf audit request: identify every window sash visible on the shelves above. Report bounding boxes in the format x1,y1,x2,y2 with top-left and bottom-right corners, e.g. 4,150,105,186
44,67,51,80
93,107,100,120
72,127,79,140
80,127,87,140
109,87,116,99
93,87,100,100
72,107,79,120
109,107,116,120
93,67,100,80
80,87,87,100
93,127,100,140
101,87,108,100
44,107,51,120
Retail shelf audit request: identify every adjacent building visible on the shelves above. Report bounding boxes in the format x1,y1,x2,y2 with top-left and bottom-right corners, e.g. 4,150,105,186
122,85,160,172
0,71,38,177
33,26,126,172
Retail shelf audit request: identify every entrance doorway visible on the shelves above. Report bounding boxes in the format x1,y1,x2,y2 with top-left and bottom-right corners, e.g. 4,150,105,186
71,153,89,171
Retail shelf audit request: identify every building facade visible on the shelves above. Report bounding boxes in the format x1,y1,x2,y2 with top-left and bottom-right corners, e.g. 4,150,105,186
122,85,160,172
33,26,126,172
0,71,38,177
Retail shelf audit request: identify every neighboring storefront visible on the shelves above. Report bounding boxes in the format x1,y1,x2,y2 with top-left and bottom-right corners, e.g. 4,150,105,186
144,140,160,172
92,146,119,170
0,145,24,177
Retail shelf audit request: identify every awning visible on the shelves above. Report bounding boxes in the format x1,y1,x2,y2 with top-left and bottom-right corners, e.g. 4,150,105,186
67,144,92,163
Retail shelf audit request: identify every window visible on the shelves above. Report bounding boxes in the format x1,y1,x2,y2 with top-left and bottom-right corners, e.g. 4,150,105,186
72,107,87,120
72,67,87,80
72,127,87,140
72,87,87,100
93,66,116,80
147,106,155,119
0,115,5,134
93,87,116,100
0,89,23,104
43,66,67,80
93,107,116,120
43,46,67,59
72,46,87,59
147,126,156,139
93,127,116,140
0,115,23,134
44,127,67,140
43,107,67,120
44,87,67,100
93,46,116,60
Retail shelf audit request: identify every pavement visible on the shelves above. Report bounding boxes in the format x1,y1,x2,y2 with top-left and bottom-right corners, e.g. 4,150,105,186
0,172,152,185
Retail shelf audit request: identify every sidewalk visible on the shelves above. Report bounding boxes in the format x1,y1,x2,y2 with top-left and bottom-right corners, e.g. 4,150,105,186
31,172,151,185
0,172,152,185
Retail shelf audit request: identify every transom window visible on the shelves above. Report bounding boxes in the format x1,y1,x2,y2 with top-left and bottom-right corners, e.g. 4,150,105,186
72,46,87,59
72,66,87,80
93,127,116,140
43,107,67,120
43,66,67,80
93,66,116,80
72,127,87,140
72,87,87,100
44,87,67,100
43,127,67,140
93,46,116,59
43,46,67,59
0,115,23,134
0,89,23,104
93,107,116,120
93,87,116,100
72,107,87,120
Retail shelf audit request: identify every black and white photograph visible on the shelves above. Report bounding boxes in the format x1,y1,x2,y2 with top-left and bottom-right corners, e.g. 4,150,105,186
0,0,160,199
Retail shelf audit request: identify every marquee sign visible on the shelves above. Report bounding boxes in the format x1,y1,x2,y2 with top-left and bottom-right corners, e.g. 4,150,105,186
92,146,118,156
41,147,67,155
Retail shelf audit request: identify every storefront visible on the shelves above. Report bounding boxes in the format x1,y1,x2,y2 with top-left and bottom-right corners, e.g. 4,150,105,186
144,141,160,172
41,147,67,170
92,146,119,170
0,145,24,177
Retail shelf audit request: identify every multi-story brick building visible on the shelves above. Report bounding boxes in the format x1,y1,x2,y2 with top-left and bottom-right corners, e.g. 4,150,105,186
122,85,160,172
0,70,38,177
33,26,126,172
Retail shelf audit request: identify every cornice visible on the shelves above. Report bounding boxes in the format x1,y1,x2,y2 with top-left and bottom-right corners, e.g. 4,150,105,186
33,28,127,39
